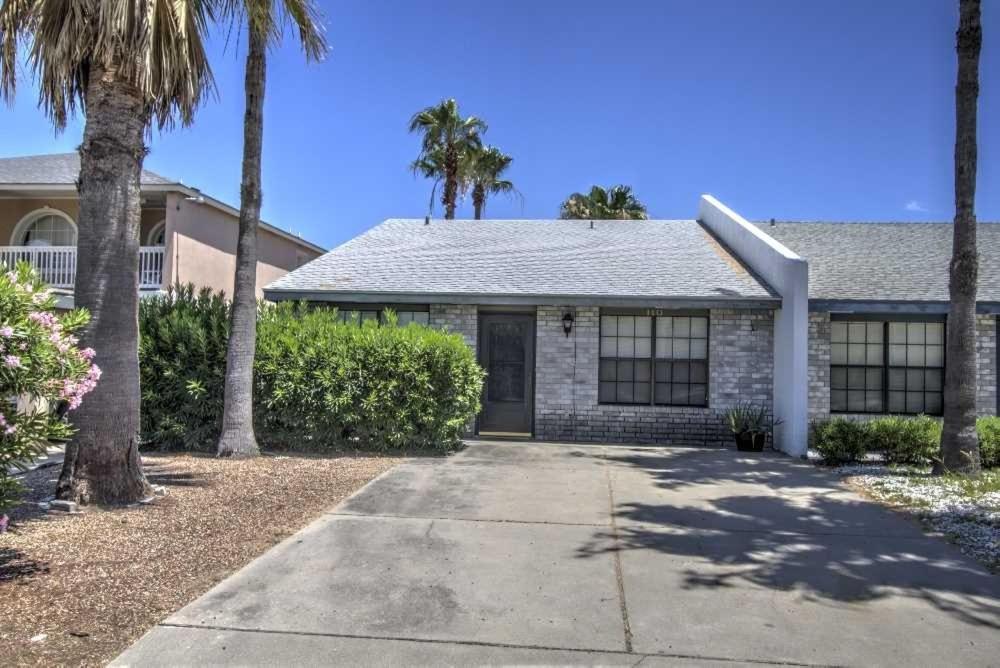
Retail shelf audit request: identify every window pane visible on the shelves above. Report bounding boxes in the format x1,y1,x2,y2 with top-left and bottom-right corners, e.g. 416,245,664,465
673,362,690,383
673,339,690,359
848,322,866,342
635,317,652,337
654,383,671,403
601,337,617,357
888,368,906,390
907,345,925,367
618,338,635,358
601,316,618,336
847,367,866,389
599,359,617,382
831,322,848,343
831,390,848,411
926,345,944,367
925,393,943,415
690,384,708,406
599,382,616,402
690,338,708,360
832,343,848,365
866,344,883,365
634,337,651,358
926,323,944,344
690,361,708,383
674,317,691,337
634,383,651,403
831,367,848,389
866,367,883,390
656,317,672,337
906,368,924,391
618,316,634,336
617,360,634,381
412,312,429,325
848,390,866,412
634,360,651,382
925,368,943,391
848,344,866,365
672,385,690,405
655,361,671,382
889,322,907,344
889,345,906,365
906,392,924,413
907,322,925,344
865,392,883,412
616,383,634,403
867,322,883,341
888,391,906,413
691,317,708,338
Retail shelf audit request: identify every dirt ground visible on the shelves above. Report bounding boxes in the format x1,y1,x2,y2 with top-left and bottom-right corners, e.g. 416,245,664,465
0,451,399,666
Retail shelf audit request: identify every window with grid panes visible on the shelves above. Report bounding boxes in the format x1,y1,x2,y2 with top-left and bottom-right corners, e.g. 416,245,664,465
599,312,708,407
830,319,944,416
334,309,429,326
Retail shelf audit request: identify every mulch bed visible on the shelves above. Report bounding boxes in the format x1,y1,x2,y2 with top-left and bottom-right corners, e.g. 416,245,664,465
0,451,399,666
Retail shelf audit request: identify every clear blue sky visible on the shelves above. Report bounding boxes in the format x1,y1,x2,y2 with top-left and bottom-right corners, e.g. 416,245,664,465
4,0,1000,249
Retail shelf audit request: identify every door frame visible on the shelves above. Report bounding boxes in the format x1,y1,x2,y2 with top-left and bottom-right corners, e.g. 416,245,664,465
476,311,536,436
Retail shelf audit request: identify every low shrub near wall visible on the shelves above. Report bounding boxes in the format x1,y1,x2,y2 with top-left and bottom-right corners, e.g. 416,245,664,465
139,291,484,452
255,304,484,451
139,286,230,451
813,415,995,468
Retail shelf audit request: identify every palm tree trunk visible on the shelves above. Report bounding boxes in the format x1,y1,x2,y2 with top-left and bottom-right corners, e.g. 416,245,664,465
444,147,458,219
473,185,485,220
940,0,981,475
217,24,265,458
56,66,151,504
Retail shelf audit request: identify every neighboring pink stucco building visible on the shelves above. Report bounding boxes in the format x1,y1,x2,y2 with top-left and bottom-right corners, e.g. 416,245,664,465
0,153,324,307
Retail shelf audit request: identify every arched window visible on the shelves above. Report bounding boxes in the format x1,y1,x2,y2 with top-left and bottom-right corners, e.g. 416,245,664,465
147,220,166,246
12,210,78,246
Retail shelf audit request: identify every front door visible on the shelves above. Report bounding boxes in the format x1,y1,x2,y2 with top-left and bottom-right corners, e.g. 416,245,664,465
478,314,535,434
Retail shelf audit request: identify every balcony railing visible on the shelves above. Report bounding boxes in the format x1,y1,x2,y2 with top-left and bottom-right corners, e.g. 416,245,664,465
0,246,165,290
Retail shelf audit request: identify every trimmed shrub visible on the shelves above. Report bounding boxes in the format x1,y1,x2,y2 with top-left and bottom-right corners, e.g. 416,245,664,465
867,415,941,466
139,285,230,451
255,304,484,451
0,263,98,512
812,418,869,464
977,416,1000,469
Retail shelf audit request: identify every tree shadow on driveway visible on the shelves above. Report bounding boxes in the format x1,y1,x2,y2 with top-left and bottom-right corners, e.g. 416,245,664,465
577,447,1000,630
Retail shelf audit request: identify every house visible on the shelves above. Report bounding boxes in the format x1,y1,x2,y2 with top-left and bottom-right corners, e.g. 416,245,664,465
263,196,999,457
0,153,325,307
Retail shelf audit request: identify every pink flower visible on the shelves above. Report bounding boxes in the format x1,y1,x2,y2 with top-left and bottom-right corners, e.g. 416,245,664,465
4,355,20,368
5,425,16,435
80,348,96,360
0,326,12,338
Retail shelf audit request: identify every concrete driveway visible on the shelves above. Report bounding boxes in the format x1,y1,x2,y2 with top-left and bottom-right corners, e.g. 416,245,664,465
115,441,1000,667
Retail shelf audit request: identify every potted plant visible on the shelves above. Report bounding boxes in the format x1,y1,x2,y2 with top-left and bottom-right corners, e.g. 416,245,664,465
725,402,777,452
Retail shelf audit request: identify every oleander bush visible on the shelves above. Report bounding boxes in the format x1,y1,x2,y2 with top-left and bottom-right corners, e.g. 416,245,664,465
138,291,484,453
0,263,99,512
139,285,230,451
255,304,484,451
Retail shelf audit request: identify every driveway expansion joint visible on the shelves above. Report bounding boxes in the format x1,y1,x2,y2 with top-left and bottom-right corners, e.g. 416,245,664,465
155,622,832,667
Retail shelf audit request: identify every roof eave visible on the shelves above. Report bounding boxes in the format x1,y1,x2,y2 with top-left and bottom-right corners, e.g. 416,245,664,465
262,289,782,310
812,298,1000,315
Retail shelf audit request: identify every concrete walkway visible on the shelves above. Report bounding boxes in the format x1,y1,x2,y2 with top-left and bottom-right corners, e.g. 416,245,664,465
115,441,1000,667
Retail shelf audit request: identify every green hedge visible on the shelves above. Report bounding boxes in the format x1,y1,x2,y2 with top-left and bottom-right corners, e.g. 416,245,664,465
812,415,997,468
139,285,230,451
139,288,484,452
254,304,484,451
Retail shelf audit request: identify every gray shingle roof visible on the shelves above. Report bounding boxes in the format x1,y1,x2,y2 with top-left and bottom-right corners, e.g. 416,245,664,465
758,221,1000,303
0,153,175,186
266,218,776,302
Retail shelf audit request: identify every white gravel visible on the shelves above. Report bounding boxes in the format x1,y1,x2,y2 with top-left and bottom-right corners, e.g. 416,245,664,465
837,464,1000,571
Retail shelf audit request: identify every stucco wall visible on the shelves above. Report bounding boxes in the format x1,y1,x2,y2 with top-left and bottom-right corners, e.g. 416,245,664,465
534,306,774,446
163,193,320,298
0,197,163,243
807,311,998,424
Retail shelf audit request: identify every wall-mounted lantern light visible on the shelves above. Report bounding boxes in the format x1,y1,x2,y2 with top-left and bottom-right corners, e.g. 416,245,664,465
562,312,575,337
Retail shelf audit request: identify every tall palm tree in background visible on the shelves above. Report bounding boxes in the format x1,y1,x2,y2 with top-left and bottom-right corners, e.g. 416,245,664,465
1,0,216,504
410,146,446,217
560,185,648,220
409,99,486,219
940,0,982,475
465,145,518,220
216,0,326,458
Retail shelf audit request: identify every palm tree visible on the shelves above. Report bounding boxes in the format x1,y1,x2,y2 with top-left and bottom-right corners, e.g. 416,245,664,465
1,0,215,504
940,0,982,475
215,0,326,458
409,99,486,219
560,185,648,220
465,145,518,220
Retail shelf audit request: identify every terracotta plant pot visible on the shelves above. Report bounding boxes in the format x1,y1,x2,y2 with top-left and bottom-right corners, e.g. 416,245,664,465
734,432,766,452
